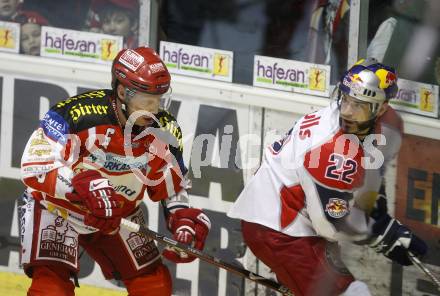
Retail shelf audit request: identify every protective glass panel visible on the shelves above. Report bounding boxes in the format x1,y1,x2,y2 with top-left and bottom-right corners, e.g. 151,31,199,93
158,0,350,85
1,0,140,57
367,0,440,86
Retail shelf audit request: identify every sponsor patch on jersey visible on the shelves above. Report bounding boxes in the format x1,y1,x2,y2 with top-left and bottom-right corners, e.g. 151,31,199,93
325,198,349,218
36,214,79,267
113,185,137,197
56,90,107,108
119,50,144,71
122,209,159,268
69,103,109,123
85,152,148,172
40,110,70,144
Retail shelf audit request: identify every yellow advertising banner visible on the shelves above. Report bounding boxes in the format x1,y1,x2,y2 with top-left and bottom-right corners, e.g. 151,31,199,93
0,21,20,53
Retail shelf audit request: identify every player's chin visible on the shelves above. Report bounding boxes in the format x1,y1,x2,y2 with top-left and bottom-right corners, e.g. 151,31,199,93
340,119,358,134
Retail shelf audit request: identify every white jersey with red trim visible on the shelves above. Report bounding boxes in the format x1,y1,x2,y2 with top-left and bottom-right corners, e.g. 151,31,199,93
228,102,402,241
21,89,188,233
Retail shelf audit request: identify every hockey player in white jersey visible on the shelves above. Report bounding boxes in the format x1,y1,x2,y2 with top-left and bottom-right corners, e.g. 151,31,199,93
228,58,427,296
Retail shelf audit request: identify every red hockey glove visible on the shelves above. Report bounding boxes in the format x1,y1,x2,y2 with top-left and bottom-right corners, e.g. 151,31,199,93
65,170,124,233
162,208,211,263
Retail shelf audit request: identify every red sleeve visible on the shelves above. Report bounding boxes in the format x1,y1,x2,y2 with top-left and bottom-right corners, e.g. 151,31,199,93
145,150,185,202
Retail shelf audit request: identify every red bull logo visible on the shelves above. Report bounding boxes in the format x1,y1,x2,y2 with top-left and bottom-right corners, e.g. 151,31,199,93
325,198,349,218
376,69,396,89
385,71,396,85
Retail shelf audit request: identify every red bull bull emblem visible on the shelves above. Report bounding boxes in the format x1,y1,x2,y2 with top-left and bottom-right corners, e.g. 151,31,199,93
385,71,396,85
375,68,396,89
325,198,349,218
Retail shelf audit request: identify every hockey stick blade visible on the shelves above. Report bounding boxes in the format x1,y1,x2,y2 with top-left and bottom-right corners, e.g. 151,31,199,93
121,218,294,296
408,251,440,290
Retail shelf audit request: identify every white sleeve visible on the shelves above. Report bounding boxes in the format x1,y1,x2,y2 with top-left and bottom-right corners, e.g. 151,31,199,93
21,128,75,199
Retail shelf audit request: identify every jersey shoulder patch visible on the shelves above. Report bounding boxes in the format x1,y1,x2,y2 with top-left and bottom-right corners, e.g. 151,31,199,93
304,130,365,191
40,110,70,143
50,89,117,133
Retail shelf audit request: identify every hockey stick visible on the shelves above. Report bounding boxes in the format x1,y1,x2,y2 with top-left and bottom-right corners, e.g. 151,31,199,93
408,251,440,290
120,218,294,296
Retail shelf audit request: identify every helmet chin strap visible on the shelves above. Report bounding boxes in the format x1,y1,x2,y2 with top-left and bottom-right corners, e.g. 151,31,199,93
120,98,130,121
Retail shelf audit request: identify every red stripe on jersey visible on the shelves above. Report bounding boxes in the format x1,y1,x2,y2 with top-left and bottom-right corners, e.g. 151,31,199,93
23,170,58,197
22,161,54,167
30,191,45,202
279,184,305,229
304,130,364,190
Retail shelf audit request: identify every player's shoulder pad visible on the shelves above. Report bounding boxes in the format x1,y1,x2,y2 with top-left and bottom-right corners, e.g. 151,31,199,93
54,89,110,110
40,109,70,144
304,130,365,191
293,105,340,154
154,110,183,152
46,89,117,133
375,105,403,135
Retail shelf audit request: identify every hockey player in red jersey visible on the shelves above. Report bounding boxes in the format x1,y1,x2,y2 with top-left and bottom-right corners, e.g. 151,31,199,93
19,47,211,296
228,58,427,296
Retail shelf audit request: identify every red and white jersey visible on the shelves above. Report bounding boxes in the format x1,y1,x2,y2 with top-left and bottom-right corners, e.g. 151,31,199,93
228,102,402,241
21,89,187,232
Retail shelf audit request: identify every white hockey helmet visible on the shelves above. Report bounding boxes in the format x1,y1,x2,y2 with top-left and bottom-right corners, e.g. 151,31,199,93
337,58,398,117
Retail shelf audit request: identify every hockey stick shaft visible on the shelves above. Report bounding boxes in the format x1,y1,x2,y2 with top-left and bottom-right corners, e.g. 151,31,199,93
120,218,294,296
408,251,440,290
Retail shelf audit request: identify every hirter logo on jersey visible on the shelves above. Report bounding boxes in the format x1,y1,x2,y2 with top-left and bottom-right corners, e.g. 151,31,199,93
325,198,349,218
119,50,145,71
